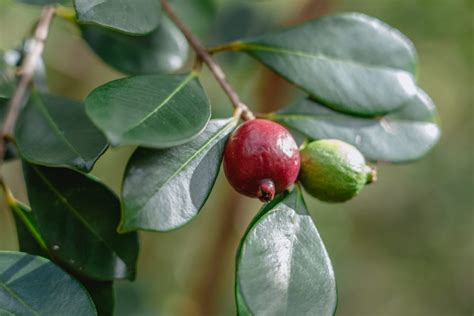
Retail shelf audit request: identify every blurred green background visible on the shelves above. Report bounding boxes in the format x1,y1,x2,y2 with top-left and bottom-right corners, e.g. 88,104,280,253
0,0,472,315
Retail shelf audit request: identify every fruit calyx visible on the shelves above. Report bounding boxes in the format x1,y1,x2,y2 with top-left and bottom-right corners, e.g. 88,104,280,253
257,179,275,202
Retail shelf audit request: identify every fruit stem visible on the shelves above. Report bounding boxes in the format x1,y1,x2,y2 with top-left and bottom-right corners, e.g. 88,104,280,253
161,0,255,121
207,41,244,54
365,166,378,184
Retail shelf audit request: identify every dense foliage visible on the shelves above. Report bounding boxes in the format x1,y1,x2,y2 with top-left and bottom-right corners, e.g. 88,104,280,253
0,0,440,315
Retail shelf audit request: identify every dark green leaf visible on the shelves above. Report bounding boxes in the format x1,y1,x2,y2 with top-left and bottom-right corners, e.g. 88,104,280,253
239,13,418,116
169,0,216,38
81,17,189,75
22,163,139,281
15,93,108,172
0,251,96,315
12,201,115,316
272,88,440,162
80,279,114,316
74,0,161,34
120,118,237,232
85,73,211,148
236,188,337,315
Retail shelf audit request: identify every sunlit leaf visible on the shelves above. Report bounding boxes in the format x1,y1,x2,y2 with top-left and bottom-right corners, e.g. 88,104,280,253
236,188,337,315
85,73,211,148
272,88,440,162
239,13,418,116
121,118,237,232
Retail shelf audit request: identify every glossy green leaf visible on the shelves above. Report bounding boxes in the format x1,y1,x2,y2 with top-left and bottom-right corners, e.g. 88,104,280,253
236,189,337,315
120,118,236,232
81,279,114,316
239,13,418,116
81,17,189,75
22,163,139,281
12,201,115,316
0,251,96,315
86,73,211,148
15,93,108,172
272,89,440,162
74,0,161,34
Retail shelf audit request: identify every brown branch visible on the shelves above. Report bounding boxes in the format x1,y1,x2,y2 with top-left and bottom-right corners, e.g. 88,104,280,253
0,6,55,167
161,0,255,121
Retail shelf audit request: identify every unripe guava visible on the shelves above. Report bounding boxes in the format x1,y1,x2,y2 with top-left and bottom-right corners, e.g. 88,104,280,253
299,139,375,202
223,119,301,202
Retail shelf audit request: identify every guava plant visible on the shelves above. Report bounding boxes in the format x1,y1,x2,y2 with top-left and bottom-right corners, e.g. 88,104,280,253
0,0,441,315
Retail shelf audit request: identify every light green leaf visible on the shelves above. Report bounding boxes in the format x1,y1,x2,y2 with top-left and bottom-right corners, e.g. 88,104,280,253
74,0,161,34
15,93,108,172
22,163,139,281
81,17,189,75
239,13,418,116
120,118,236,232
0,251,96,316
236,188,337,315
272,89,440,162
85,73,211,148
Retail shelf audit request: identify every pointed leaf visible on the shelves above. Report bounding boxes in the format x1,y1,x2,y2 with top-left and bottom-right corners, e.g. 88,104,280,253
81,17,189,75
272,88,440,162
15,93,108,172
0,251,96,315
10,200,48,258
22,163,139,281
239,13,418,116
74,0,161,34
12,201,115,316
236,189,337,315
86,73,211,148
121,118,236,232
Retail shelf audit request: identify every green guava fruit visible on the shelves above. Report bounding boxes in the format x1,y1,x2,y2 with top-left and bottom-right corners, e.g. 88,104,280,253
299,139,375,202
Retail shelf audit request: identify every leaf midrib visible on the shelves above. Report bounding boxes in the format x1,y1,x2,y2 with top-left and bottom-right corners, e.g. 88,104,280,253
129,120,235,220
32,95,86,163
123,73,196,136
241,43,411,74
31,165,126,268
0,280,39,315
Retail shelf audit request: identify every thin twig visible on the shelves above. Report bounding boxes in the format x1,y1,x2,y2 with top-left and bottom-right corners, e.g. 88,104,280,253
0,6,55,167
161,0,255,121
